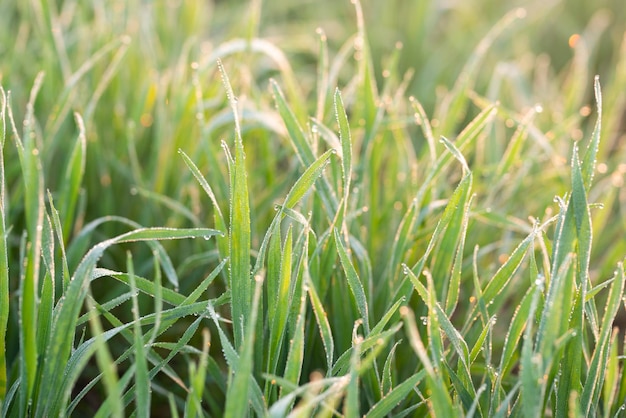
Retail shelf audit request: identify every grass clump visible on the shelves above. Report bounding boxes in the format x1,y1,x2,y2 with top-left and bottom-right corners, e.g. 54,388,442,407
1,0,626,416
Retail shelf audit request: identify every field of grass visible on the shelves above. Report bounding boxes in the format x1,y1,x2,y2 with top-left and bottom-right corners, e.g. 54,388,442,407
1,0,626,416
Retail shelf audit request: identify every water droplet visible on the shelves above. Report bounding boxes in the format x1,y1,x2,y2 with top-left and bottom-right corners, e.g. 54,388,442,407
535,274,545,288
130,187,138,195
311,125,318,134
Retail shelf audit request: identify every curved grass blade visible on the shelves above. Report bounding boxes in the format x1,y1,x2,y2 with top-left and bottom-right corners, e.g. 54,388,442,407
35,227,220,418
179,149,228,257
252,147,333,279
307,271,335,373
334,228,370,333
270,80,337,217
366,370,426,418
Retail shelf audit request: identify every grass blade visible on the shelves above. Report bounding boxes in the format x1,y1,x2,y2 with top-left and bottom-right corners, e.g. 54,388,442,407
334,88,352,224
334,228,370,333
581,263,625,414
0,87,9,402
35,227,220,417
128,254,151,417
225,276,264,417
218,60,252,349
57,112,86,243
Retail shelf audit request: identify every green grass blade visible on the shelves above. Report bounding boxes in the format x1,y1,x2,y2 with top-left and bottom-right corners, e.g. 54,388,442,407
57,112,86,243
417,104,497,202
365,370,427,418
381,341,400,395
581,263,625,414
267,226,293,380
581,76,602,190
401,306,455,416
218,60,252,350
334,228,370,333
35,213,54,361
0,87,8,402
307,270,335,373
315,28,329,122
410,97,437,164
344,341,360,417
35,227,219,417
282,273,307,397
479,229,535,308
12,72,46,414
334,88,352,222
520,275,544,417
127,254,151,417
270,80,337,217
397,171,472,303
185,328,210,418
252,148,333,278
179,149,228,257
225,276,263,417
497,284,535,377
283,149,334,210
85,293,122,418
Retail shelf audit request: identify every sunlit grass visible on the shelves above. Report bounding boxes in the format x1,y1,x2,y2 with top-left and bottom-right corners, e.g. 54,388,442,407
1,0,625,416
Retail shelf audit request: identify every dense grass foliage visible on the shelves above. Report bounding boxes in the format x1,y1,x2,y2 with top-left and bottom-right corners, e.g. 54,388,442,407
1,0,626,416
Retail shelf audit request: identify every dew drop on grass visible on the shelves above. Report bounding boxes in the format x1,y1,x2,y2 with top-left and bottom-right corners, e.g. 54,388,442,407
130,187,138,195
401,264,410,275
311,125,318,134
534,274,545,288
